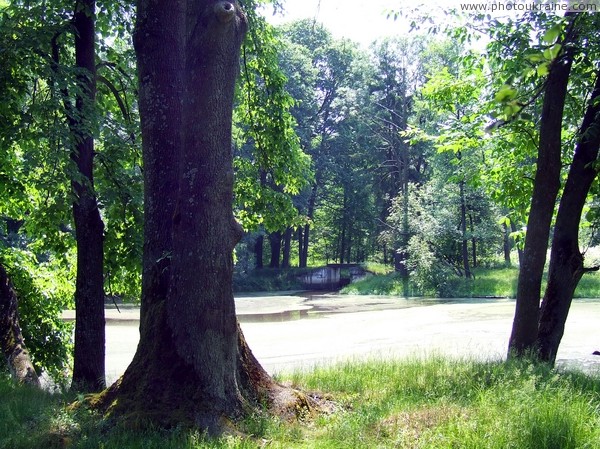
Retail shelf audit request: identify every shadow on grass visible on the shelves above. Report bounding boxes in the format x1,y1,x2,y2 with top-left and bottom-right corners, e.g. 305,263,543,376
2,357,599,448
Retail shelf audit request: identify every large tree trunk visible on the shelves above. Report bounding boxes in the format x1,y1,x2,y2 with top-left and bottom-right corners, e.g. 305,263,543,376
96,0,289,431
70,0,106,392
536,72,600,365
0,263,40,387
508,22,576,357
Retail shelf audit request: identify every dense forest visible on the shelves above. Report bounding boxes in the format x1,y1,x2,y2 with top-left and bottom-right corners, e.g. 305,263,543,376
1,0,599,434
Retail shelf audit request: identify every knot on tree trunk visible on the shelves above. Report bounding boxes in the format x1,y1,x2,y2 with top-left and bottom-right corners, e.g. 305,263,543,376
214,2,236,23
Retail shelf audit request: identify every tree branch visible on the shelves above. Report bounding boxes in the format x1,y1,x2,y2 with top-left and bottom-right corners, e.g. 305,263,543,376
97,74,130,122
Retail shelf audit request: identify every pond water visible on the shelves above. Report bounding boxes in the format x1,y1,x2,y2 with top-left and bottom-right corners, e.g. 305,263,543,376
234,291,512,322
104,293,600,383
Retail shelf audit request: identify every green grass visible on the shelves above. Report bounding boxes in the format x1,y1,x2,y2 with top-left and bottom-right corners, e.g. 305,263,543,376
457,267,519,298
575,272,600,298
361,262,395,275
2,358,599,448
340,272,410,296
342,266,600,298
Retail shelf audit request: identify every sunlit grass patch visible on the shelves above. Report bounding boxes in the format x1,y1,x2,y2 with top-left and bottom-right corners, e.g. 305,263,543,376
2,357,599,448
361,262,395,275
279,357,600,448
574,271,600,298
343,266,600,299
340,272,414,295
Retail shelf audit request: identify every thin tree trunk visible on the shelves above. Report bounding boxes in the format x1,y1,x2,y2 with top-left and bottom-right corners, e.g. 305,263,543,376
401,151,410,297
346,226,352,264
70,0,106,392
469,213,477,268
510,220,524,266
508,20,577,357
300,183,317,268
297,226,304,265
300,224,310,267
281,227,292,268
269,231,281,268
0,263,40,387
503,222,511,266
536,72,600,364
339,225,346,264
254,234,264,269
459,177,471,279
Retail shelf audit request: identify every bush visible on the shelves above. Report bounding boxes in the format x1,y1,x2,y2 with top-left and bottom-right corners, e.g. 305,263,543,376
405,236,456,296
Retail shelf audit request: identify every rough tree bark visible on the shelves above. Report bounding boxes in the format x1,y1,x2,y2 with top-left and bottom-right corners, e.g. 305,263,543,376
96,0,303,431
0,263,40,387
508,19,577,357
536,72,600,364
70,0,106,392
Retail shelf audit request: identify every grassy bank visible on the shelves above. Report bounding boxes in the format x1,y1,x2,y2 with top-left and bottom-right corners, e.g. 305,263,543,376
342,267,600,298
2,358,599,448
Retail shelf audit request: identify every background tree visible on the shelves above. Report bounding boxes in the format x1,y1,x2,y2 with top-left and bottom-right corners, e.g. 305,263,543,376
368,37,427,277
234,11,312,270
0,0,141,386
67,0,106,392
418,10,600,362
278,20,361,266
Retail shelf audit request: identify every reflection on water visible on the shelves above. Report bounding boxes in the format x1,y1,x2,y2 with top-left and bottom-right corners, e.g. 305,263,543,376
239,309,314,323
235,291,515,323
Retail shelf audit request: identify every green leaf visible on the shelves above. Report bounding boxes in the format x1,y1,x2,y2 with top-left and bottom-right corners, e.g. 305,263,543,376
495,85,517,103
526,52,546,63
543,43,562,61
498,216,511,227
537,63,549,77
542,24,561,44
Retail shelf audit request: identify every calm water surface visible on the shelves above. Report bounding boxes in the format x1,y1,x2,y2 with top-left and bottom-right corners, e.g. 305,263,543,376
104,293,600,382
